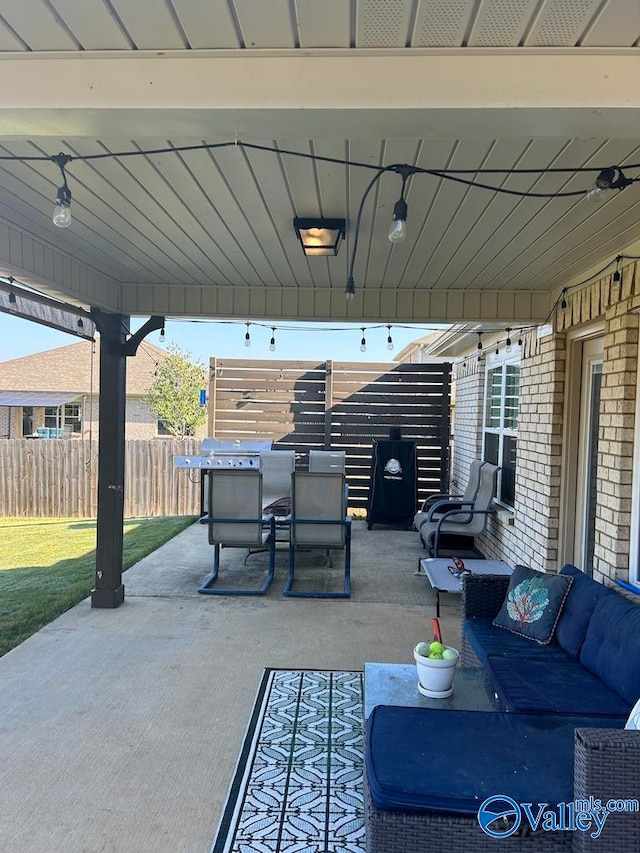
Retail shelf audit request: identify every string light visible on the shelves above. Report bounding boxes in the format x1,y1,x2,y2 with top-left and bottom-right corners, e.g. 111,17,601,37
560,289,568,311
159,326,165,343
518,329,523,347
386,325,394,351
269,327,276,352
51,153,72,229
360,327,367,353
505,327,512,354
8,289,17,312
477,332,484,362
244,322,251,347
613,255,622,284
495,344,500,356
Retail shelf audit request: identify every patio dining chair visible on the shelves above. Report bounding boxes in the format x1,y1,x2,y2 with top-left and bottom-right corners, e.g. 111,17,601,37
198,468,276,595
415,463,500,557
283,471,352,598
308,449,346,473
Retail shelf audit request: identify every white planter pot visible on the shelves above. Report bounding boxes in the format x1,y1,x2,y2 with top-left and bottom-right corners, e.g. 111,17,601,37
414,645,459,698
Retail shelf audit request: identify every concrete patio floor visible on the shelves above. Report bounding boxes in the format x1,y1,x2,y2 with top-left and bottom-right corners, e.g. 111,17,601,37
0,520,464,853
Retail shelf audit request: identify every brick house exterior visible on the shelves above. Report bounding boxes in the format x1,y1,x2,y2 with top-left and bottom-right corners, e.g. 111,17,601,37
405,258,640,592
0,341,200,440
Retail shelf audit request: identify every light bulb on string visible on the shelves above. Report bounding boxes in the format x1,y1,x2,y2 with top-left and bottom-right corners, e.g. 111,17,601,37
613,255,622,284
388,197,408,243
8,289,17,312
360,328,367,353
244,322,251,347
505,327,512,354
159,326,165,343
345,276,355,302
495,344,500,356
269,327,276,352
477,332,484,362
51,153,72,228
518,329,523,348
560,289,568,311
386,325,394,351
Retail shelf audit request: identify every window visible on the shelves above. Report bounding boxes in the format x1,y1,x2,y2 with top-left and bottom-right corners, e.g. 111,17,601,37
157,419,172,436
483,360,519,507
44,403,82,432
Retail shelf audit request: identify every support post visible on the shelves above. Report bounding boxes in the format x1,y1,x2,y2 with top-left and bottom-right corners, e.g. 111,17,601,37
91,311,129,608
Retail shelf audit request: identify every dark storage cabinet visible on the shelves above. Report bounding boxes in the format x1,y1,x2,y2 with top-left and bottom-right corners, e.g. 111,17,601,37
366,439,417,529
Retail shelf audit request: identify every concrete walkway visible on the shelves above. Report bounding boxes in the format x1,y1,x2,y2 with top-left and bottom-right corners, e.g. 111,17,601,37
0,521,463,853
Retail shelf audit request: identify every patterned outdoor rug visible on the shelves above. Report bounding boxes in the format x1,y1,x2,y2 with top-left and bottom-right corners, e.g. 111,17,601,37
211,669,366,853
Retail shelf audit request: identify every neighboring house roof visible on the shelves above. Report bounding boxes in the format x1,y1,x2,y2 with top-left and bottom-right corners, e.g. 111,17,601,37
0,390,81,407
0,340,167,397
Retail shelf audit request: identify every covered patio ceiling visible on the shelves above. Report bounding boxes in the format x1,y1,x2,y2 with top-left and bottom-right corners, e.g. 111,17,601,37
0,0,639,329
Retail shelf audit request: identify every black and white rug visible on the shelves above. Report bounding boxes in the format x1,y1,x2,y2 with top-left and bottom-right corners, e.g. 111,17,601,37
211,669,366,853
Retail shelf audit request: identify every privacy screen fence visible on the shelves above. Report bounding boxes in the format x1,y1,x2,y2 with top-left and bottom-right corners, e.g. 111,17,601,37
208,359,452,511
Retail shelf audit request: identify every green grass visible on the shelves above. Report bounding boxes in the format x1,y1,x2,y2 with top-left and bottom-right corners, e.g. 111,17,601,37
0,516,196,657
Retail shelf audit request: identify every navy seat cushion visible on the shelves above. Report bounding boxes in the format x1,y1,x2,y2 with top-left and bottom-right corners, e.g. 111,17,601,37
365,705,623,815
484,655,631,717
464,618,573,665
555,564,612,658
493,566,573,644
580,591,640,705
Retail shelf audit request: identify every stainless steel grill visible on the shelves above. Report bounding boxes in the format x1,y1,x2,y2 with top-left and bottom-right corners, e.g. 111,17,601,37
175,438,272,469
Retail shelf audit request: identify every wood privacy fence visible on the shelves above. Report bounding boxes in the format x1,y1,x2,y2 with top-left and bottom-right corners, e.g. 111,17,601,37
209,359,451,511
0,438,202,518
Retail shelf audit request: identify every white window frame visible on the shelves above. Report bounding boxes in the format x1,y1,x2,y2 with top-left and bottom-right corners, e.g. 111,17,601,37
482,350,520,508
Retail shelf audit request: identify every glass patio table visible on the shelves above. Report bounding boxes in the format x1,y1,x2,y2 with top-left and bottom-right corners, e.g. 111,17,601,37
417,557,513,616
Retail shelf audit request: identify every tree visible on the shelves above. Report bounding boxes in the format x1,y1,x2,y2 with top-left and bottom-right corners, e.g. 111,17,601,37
147,344,207,438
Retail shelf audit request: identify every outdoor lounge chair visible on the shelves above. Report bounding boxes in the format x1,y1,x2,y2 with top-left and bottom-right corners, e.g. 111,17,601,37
415,462,499,557
283,470,351,598
199,468,276,595
415,458,485,522
260,449,296,515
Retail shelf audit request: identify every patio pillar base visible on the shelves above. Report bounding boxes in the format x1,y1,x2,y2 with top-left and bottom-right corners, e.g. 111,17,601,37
91,584,125,609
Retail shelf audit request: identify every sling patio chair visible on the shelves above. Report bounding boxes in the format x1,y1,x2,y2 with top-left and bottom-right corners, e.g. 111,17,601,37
415,462,500,558
199,468,276,595
413,458,486,529
283,470,352,598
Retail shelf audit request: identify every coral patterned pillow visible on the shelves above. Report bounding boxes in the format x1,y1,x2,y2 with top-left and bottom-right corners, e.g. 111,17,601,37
493,566,573,645
625,698,640,730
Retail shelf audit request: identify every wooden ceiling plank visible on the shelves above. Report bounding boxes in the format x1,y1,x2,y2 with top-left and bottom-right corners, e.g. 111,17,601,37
0,0,78,49
50,0,132,50
234,0,295,48
107,0,186,49
295,0,351,48
172,0,240,48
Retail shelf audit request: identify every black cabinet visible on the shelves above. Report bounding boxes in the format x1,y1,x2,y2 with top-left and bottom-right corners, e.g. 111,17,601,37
366,439,417,529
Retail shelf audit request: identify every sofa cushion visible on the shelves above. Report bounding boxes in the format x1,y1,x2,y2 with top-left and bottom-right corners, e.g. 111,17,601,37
493,566,573,644
555,565,612,658
464,618,573,665
365,705,624,815
484,655,631,717
580,591,640,706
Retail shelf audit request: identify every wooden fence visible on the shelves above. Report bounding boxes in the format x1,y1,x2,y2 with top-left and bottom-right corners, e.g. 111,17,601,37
0,438,202,518
0,360,451,518
209,359,451,511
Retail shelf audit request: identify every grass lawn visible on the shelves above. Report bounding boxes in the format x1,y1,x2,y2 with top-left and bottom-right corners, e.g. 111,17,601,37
0,516,196,657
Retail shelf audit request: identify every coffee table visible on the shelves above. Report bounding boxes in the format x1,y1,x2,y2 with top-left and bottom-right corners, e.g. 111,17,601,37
417,557,512,615
363,662,498,719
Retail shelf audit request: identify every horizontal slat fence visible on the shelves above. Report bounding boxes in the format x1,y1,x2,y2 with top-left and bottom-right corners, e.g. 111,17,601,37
209,359,451,511
0,438,202,518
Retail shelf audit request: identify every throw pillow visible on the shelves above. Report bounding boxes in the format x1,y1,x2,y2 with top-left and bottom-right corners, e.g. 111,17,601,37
493,566,573,644
625,698,640,730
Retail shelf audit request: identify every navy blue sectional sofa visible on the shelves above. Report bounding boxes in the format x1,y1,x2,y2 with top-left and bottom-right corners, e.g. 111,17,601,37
363,566,640,852
462,564,640,718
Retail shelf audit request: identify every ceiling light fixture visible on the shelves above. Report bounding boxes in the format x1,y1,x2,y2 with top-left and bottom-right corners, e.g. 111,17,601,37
51,153,73,228
293,217,346,257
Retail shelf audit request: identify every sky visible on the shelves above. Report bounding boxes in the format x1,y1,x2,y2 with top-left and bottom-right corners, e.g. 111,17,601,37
0,311,443,365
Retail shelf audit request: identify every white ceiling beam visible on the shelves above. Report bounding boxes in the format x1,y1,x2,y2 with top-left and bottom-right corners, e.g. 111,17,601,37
0,52,638,138
120,282,553,325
